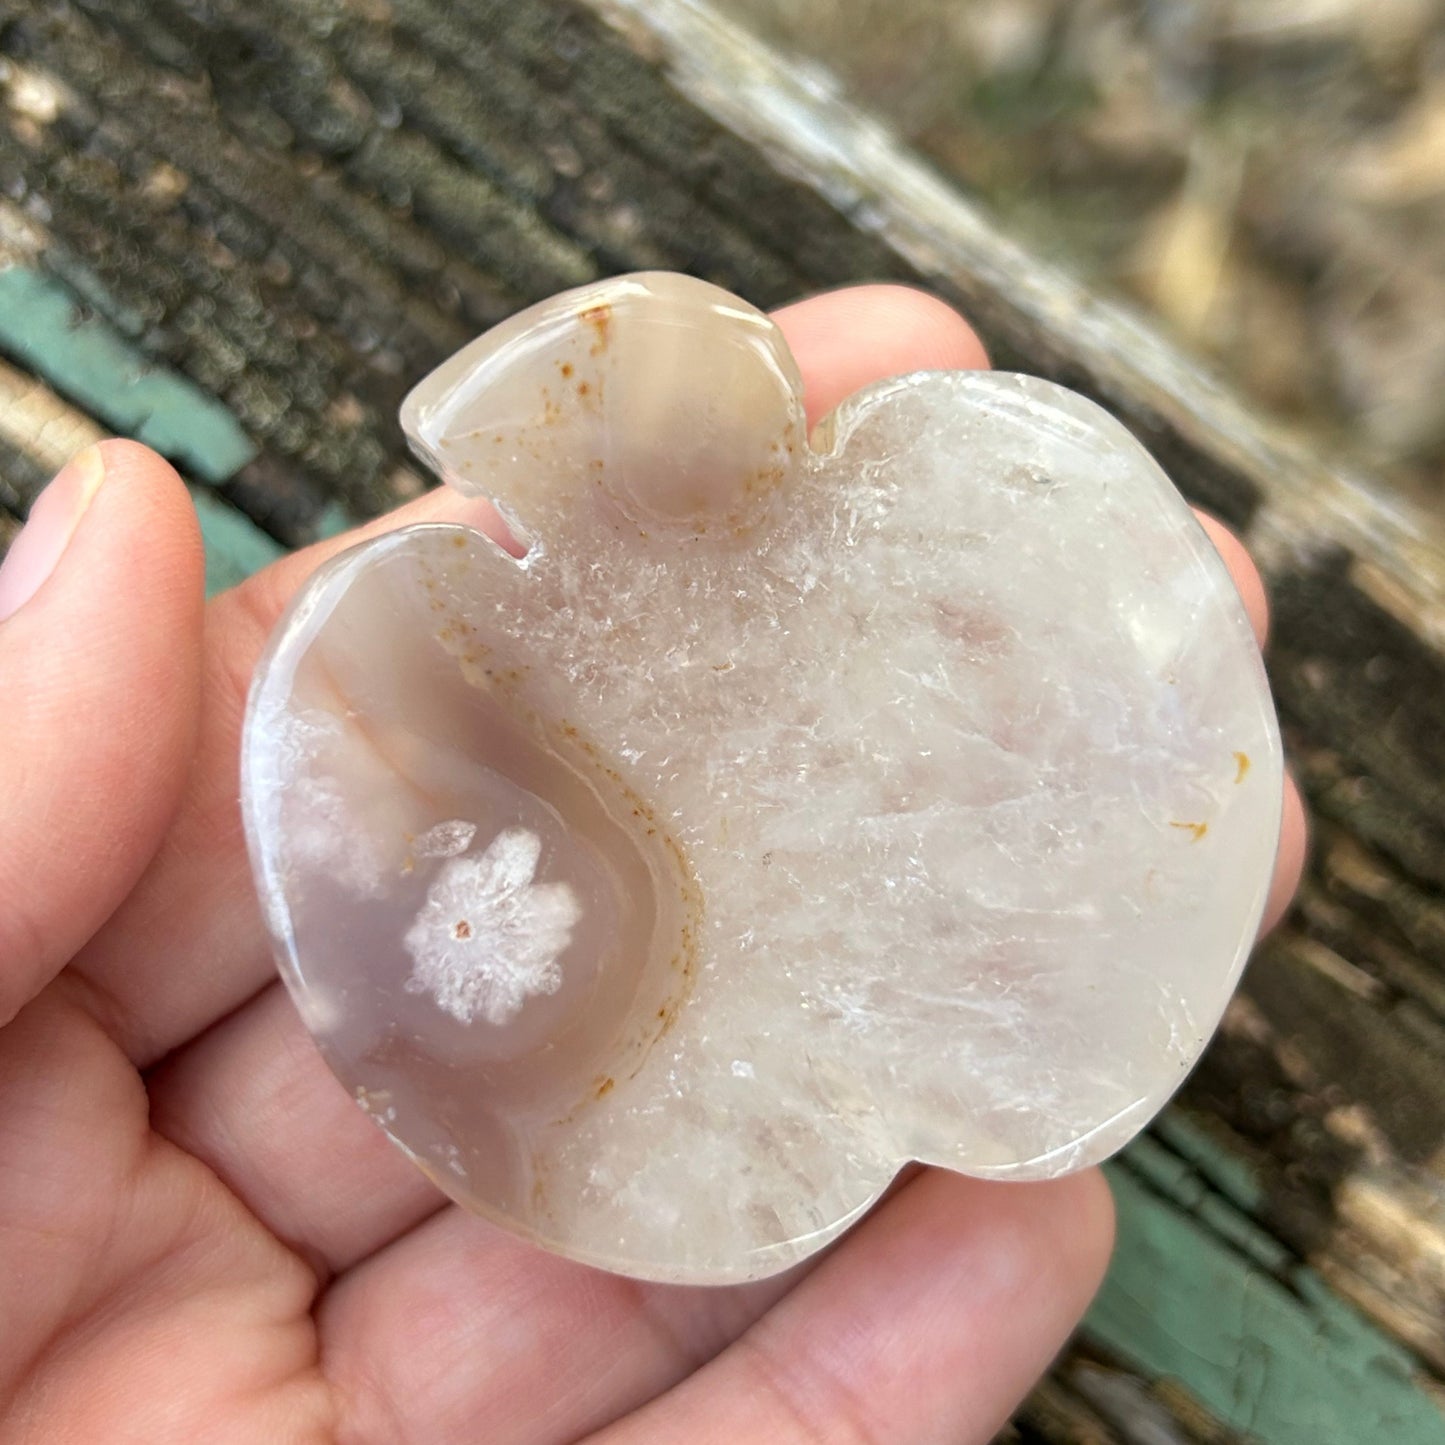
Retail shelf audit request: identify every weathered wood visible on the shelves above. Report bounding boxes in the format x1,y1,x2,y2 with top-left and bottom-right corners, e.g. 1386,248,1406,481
1093,1133,1443,1441
3,1,1444,1439
0,268,255,480
0,354,283,596
0,353,105,520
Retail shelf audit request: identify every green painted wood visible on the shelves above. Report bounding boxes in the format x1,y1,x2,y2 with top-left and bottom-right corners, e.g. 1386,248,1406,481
315,499,356,541
1092,1150,1445,1444
1150,1110,1266,1218
0,266,256,484
191,486,284,597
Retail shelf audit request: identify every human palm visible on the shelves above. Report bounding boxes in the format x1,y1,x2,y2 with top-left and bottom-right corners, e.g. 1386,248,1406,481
0,287,1305,1443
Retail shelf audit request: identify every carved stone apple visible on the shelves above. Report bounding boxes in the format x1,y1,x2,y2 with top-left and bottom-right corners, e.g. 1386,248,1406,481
241,273,1282,1284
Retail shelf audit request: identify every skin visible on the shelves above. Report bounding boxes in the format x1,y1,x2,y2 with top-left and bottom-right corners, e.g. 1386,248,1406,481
0,286,1307,1444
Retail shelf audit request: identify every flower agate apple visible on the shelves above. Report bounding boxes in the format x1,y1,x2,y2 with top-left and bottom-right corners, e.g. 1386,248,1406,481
241,273,1282,1284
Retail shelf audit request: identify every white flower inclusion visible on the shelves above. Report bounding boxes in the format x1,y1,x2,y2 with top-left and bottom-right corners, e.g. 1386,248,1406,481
404,827,582,1026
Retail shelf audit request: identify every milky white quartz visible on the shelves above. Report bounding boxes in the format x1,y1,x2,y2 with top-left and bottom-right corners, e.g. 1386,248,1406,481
241,272,1282,1284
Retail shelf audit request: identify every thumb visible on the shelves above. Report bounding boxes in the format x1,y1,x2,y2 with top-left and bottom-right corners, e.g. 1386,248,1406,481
0,440,205,1026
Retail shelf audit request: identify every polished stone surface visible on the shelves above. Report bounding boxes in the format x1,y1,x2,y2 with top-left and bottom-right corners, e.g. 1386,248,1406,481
242,272,1282,1283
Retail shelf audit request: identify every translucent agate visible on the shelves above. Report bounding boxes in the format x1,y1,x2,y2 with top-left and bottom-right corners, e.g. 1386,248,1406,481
241,272,1283,1284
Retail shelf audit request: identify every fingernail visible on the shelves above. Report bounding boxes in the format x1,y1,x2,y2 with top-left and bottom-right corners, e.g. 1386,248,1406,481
0,444,107,622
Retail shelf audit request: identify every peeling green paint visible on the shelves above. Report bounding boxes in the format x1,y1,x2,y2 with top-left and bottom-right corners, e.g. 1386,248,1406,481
0,267,256,484
1152,1110,1268,1218
1119,1132,1292,1277
1091,1153,1445,1444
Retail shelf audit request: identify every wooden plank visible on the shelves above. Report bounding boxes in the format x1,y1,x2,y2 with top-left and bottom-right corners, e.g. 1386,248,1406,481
191,485,283,596
0,266,256,482
0,351,106,487
0,353,284,597
1091,1148,1445,1443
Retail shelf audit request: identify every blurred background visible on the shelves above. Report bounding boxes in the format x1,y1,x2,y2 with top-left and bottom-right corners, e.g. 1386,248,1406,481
724,0,1445,508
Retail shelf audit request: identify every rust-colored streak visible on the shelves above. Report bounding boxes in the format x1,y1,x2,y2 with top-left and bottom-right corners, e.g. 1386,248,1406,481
530,711,704,1119
580,301,612,356
1169,820,1209,842
1233,750,1251,783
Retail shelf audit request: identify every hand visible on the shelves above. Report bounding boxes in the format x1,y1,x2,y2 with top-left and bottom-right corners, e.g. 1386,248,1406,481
0,286,1307,1443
